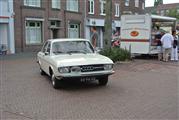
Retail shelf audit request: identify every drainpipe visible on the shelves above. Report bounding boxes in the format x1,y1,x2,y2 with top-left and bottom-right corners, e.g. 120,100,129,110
20,4,24,52
84,0,87,38
64,10,66,37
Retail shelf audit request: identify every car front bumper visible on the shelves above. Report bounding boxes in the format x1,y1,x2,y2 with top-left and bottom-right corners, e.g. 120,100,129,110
55,70,115,80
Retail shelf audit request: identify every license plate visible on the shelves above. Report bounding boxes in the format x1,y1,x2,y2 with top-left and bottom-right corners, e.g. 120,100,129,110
80,77,96,82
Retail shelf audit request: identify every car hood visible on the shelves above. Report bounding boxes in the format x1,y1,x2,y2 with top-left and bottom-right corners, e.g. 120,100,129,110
51,53,113,66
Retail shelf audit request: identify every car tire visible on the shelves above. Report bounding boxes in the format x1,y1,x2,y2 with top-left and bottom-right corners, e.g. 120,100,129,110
51,73,60,89
40,68,46,75
98,76,108,86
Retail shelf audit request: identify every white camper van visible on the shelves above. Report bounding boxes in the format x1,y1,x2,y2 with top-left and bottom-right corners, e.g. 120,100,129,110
120,14,176,55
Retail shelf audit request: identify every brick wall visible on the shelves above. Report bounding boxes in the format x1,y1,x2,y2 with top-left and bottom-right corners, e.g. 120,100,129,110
14,0,85,52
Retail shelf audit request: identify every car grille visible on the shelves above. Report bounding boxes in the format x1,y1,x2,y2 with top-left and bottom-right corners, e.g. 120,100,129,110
80,64,104,72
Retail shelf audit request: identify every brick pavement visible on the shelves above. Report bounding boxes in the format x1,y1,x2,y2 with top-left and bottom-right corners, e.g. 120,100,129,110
0,53,178,120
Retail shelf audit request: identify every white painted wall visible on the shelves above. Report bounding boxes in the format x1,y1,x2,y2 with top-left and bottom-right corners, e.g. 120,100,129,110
0,0,15,53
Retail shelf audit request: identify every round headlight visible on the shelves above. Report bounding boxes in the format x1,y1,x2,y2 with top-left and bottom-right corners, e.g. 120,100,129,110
58,67,70,73
104,64,113,70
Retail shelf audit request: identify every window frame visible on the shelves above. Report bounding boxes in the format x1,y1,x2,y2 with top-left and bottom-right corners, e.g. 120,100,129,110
100,0,106,15
68,23,80,38
52,0,60,9
24,0,41,7
66,0,79,12
25,20,43,45
115,3,120,17
135,0,139,7
88,0,94,14
125,0,130,6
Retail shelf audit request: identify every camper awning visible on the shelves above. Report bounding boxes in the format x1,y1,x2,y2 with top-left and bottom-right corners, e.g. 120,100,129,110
151,15,176,22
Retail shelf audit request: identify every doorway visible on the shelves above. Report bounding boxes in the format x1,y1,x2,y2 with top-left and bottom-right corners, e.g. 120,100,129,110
51,29,58,39
0,23,8,52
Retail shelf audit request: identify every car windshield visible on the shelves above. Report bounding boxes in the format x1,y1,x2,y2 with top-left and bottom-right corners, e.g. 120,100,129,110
52,41,94,55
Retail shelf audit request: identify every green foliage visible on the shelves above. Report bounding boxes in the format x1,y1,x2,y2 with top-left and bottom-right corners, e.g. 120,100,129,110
154,0,163,7
166,8,179,20
151,9,157,15
99,47,131,62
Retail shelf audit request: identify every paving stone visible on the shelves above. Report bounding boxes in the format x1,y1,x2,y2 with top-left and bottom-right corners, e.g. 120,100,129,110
0,54,178,119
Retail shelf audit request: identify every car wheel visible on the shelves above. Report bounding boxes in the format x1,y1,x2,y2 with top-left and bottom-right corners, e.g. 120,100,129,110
98,76,108,86
51,73,59,89
40,68,46,75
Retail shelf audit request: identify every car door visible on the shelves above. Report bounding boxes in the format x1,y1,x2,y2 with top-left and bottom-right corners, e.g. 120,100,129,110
42,42,52,74
38,41,51,74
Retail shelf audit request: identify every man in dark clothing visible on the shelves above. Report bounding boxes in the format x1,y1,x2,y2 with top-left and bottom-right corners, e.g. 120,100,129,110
171,30,178,61
155,31,165,61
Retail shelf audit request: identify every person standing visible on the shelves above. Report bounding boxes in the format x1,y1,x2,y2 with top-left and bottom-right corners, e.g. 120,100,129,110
90,26,98,48
171,30,178,61
160,31,174,62
156,31,164,61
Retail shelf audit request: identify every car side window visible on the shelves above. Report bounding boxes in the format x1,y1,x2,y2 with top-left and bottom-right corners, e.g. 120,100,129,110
46,43,51,53
42,42,48,53
42,41,51,53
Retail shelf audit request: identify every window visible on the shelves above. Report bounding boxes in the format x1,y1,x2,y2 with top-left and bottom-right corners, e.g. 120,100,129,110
52,41,94,54
50,20,61,28
135,0,139,7
26,21,42,44
66,0,78,12
166,10,169,14
100,0,106,15
160,10,165,16
125,0,130,6
88,0,94,14
115,4,120,17
142,2,145,9
24,0,40,7
0,0,9,13
52,0,60,9
42,42,49,53
46,43,51,53
177,9,179,14
68,24,80,38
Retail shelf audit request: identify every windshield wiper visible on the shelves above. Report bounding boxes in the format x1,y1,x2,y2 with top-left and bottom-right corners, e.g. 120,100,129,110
53,51,64,54
67,51,87,54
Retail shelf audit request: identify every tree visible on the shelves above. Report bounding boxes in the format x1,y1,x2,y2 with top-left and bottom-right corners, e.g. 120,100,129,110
166,8,179,20
153,0,163,14
154,0,163,7
104,0,112,49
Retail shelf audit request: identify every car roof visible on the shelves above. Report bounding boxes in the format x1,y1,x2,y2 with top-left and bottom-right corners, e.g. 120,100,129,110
47,38,90,43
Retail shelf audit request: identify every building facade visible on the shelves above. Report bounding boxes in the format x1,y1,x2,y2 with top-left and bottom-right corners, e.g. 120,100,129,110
13,0,145,53
146,3,179,16
85,0,145,48
145,3,179,30
0,0,15,54
120,0,145,15
14,0,85,52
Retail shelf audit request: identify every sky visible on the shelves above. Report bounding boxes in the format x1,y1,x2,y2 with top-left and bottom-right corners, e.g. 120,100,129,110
145,0,179,7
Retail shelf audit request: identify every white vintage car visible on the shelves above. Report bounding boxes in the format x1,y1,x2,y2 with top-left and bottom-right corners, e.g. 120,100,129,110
37,39,114,89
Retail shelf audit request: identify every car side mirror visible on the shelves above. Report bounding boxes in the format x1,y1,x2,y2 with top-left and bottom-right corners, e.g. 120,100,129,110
45,52,49,55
